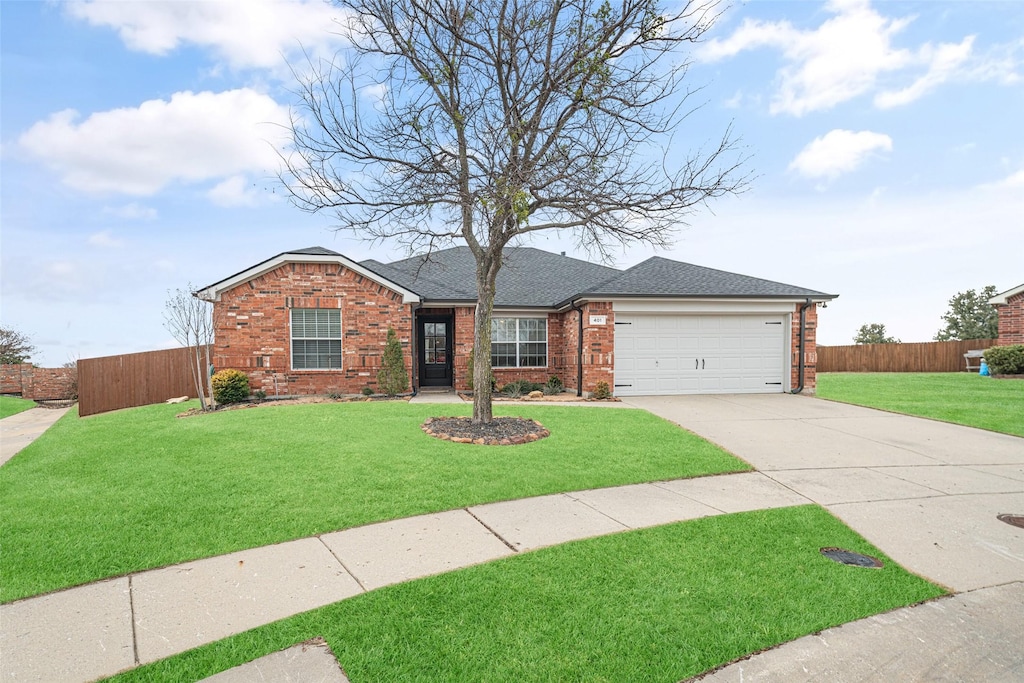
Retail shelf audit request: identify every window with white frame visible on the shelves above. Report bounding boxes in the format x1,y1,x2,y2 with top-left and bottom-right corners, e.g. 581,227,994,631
491,317,547,367
291,309,342,369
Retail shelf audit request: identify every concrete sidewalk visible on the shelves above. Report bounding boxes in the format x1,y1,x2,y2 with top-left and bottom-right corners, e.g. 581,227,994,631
0,405,71,466
2,393,1022,682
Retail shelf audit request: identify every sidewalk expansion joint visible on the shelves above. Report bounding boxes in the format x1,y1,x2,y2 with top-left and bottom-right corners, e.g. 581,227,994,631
128,575,140,666
464,508,519,552
316,536,367,593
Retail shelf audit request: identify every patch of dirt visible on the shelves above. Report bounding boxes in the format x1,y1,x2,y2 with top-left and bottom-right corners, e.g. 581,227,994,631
422,416,550,446
458,392,619,403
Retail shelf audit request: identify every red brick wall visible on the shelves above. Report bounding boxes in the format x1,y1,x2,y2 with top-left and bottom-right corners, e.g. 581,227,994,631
995,292,1023,346
790,302,819,392
1,364,77,400
213,263,412,396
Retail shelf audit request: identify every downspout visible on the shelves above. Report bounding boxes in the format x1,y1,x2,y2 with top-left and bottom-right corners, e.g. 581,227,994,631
410,303,421,396
571,300,584,397
791,298,812,394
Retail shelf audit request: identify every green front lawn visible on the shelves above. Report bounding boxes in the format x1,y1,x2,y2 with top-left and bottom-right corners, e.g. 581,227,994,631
0,395,36,419
0,401,750,602
817,372,1024,437
109,506,945,683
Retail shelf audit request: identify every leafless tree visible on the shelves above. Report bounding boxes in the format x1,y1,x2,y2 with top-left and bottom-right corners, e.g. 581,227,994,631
282,0,748,423
163,285,217,410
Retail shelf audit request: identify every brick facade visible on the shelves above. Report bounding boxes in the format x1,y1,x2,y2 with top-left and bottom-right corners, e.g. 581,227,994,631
790,302,820,393
209,257,822,397
1,364,77,400
994,291,1023,346
212,262,413,396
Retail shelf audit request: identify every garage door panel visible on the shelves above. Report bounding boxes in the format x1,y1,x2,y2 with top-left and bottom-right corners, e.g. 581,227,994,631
614,314,787,396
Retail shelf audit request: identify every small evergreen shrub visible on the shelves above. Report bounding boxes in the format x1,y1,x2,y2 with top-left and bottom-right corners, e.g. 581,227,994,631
592,381,612,400
211,369,250,404
502,379,543,396
253,389,267,402
377,327,409,396
544,375,563,395
362,386,374,396
984,345,1024,375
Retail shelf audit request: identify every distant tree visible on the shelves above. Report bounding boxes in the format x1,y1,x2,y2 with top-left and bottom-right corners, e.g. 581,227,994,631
163,285,218,410
934,286,999,341
0,327,35,364
853,323,900,345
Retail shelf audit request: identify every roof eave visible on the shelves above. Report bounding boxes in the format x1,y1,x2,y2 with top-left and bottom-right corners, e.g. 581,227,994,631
555,292,839,310
195,252,422,304
989,283,1024,305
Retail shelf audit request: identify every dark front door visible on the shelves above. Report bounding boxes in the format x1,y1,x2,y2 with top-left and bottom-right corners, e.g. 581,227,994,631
418,316,453,387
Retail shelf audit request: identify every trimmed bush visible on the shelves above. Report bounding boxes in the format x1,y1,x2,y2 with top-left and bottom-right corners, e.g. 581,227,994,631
984,345,1024,375
544,375,564,395
211,369,250,404
377,327,409,396
592,381,612,400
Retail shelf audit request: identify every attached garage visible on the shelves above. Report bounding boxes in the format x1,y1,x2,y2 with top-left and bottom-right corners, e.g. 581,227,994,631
613,313,789,396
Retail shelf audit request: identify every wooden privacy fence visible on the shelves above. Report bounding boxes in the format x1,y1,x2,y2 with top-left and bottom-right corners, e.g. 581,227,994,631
78,346,209,417
818,339,997,373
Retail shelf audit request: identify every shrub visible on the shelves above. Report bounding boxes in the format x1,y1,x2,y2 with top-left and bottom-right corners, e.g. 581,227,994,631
592,381,612,400
543,375,563,395
501,379,543,396
984,345,1024,375
211,369,250,404
362,386,374,396
253,389,267,403
377,327,409,396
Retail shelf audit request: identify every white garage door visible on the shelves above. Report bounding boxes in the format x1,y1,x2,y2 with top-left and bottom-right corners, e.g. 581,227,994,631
613,315,787,396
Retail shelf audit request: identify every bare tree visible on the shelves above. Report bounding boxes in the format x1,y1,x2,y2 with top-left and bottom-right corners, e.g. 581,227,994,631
163,285,217,410
282,0,748,423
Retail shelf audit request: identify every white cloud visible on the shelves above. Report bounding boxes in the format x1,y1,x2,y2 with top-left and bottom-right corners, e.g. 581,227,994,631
789,129,892,180
18,89,290,196
979,168,1024,190
104,203,158,220
701,0,1006,115
87,230,124,248
208,175,268,207
63,0,346,71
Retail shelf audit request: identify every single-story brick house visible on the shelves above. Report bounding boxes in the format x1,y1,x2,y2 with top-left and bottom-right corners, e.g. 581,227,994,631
990,283,1024,346
196,246,837,397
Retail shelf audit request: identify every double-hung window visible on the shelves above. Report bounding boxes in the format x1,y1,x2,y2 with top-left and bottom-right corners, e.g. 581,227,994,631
491,317,547,368
291,309,342,369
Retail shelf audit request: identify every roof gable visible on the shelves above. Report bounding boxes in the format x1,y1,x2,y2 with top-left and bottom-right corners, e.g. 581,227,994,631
990,283,1024,304
195,247,421,303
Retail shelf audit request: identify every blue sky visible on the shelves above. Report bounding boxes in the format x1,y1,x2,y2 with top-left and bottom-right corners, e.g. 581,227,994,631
2,0,1022,366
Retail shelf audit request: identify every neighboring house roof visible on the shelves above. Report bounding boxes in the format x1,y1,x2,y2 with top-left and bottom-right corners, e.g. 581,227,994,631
990,283,1024,305
198,245,837,307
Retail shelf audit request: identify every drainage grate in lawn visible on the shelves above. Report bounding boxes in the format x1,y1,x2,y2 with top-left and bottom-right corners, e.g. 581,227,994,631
820,547,883,568
996,514,1024,529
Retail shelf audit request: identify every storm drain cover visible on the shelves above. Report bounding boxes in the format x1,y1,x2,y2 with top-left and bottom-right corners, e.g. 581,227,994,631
997,514,1024,529
820,547,883,568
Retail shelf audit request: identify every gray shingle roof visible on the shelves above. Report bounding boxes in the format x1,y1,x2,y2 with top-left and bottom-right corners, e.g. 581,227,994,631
582,257,835,300
214,246,836,306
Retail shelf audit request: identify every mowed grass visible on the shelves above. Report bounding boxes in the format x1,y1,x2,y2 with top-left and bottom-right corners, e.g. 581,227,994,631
817,372,1024,437
0,401,749,602
108,506,946,683
0,395,36,419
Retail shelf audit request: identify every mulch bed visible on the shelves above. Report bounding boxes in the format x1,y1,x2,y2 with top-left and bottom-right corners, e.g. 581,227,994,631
422,416,550,446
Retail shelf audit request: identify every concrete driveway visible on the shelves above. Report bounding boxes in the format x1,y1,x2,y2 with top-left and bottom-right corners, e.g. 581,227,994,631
624,393,1024,593
625,393,1024,682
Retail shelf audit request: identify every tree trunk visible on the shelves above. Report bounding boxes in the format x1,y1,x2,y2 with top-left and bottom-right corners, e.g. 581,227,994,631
471,255,500,424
